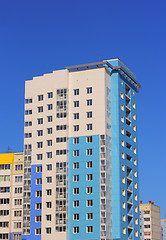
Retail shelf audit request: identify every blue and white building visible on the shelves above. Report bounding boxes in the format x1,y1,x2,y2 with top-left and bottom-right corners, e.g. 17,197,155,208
22,59,141,240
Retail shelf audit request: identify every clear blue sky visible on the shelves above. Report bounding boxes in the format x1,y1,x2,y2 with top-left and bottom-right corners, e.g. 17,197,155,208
0,0,166,217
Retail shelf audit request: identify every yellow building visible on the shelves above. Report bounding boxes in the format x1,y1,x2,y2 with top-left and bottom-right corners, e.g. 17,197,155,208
140,201,161,240
0,153,23,240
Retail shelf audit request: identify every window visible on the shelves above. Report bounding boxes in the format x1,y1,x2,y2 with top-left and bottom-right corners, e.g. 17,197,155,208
25,133,32,138
73,150,79,157
14,222,22,229
47,140,52,146
46,202,52,208
122,177,125,184
86,174,93,181
56,125,67,130
35,203,42,209
74,89,79,95
15,176,22,182
74,125,79,131
36,178,42,185
121,116,124,123
121,128,124,135
46,227,51,234
87,226,93,233
37,142,43,148
122,164,125,172
25,109,32,115
36,191,42,197
56,149,67,155
135,218,138,225
37,130,43,136
36,166,42,172
120,92,124,99
123,215,126,222
87,213,93,220
47,128,52,134
133,125,136,131
122,189,125,196
86,148,92,155
35,228,41,235
73,213,79,220
14,199,22,205
87,99,92,106
86,200,93,207
73,175,79,182
73,162,79,169
37,118,43,124
133,113,136,120
25,121,32,126
134,182,137,189
135,230,138,237
87,87,92,94
121,104,124,111
86,161,92,168
73,226,79,234
37,154,42,160
46,164,52,171
73,137,79,144
46,177,52,183
134,159,137,165
38,106,43,113
73,188,79,195
87,124,92,130
47,104,53,110
35,216,41,222
74,101,79,107
73,200,79,207
47,116,53,122
74,113,79,119
121,140,125,147
86,136,92,143
15,187,22,194
123,227,126,234
47,152,52,158
25,98,32,104
46,215,51,221
135,206,138,213
86,187,93,194
38,95,43,101
134,147,136,154
121,152,125,159
122,202,125,209
87,111,92,118
48,92,53,98
133,136,136,142
15,164,23,171
135,194,138,201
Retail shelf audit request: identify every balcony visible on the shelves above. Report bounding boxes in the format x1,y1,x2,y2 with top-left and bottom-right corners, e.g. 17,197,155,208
127,185,133,192
127,209,133,217
127,172,132,180
127,196,133,204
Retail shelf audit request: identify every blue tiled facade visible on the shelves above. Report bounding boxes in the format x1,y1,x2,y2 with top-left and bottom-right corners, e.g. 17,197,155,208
68,135,101,240
109,59,140,240
22,164,42,240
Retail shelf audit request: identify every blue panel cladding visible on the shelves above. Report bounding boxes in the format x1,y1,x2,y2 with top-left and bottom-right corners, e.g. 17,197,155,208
109,59,140,240
22,164,42,240
68,135,100,240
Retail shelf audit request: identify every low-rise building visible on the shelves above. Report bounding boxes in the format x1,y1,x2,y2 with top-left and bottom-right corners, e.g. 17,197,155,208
0,153,23,240
140,200,161,240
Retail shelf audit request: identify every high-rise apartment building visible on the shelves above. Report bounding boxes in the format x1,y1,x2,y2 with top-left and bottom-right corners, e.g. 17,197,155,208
22,59,141,240
140,200,161,240
0,153,24,240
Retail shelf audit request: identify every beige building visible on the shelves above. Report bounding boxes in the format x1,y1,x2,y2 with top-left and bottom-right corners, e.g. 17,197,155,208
140,201,161,240
0,153,24,240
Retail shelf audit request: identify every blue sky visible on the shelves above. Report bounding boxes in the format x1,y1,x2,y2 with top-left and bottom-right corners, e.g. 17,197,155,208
0,0,166,217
